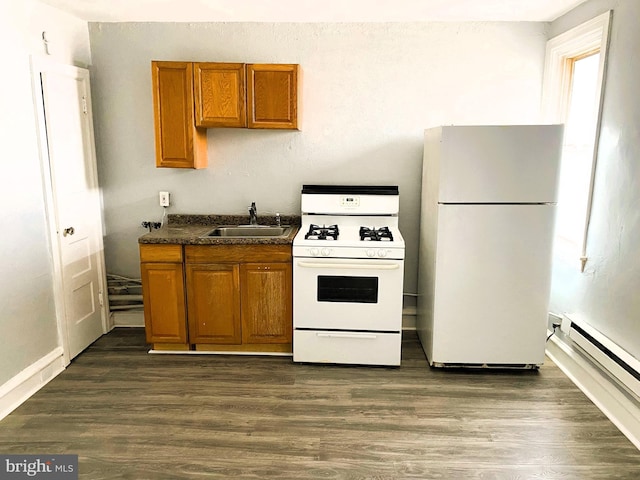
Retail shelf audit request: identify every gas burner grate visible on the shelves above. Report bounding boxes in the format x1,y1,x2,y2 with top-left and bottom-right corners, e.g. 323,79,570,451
305,224,339,240
359,226,394,242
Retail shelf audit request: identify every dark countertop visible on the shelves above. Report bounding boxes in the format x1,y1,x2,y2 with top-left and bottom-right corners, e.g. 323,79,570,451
138,214,301,245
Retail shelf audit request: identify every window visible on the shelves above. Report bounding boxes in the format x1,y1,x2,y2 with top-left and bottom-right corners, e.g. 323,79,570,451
555,52,600,247
542,11,611,272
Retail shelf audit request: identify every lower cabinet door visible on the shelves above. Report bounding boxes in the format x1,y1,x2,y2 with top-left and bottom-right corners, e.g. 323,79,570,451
240,263,292,344
141,262,187,344
186,263,241,344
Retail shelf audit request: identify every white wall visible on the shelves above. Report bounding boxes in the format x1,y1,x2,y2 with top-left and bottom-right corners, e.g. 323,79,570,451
549,0,640,359
0,0,90,385
89,21,548,303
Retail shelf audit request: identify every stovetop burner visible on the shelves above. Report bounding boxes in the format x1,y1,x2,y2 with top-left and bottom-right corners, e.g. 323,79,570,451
359,226,394,241
305,224,339,240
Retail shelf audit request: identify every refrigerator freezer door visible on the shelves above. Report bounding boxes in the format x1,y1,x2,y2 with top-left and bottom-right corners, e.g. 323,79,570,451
432,125,563,204
430,204,556,365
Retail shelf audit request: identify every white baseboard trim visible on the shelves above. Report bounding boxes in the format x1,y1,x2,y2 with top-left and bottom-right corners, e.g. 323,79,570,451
148,349,292,356
111,310,144,327
0,347,65,421
546,333,640,450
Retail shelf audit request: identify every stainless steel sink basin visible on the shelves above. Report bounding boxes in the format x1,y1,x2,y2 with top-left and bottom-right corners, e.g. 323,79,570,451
203,225,292,238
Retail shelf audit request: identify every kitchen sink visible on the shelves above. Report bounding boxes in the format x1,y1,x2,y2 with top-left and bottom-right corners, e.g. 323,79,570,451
203,225,292,238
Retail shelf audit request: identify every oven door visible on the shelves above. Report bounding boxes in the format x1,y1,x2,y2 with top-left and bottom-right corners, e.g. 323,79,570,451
293,257,404,332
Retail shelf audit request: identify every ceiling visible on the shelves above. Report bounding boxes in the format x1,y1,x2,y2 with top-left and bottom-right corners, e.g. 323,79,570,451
39,0,589,23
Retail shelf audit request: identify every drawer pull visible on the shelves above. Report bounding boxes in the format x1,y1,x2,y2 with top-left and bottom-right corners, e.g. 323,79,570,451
297,262,399,270
316,333,377,340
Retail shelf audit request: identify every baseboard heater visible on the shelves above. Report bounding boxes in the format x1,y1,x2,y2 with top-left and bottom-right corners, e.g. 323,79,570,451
564,315,640,399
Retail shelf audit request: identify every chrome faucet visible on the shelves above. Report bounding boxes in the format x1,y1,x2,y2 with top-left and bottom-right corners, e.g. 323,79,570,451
248,202,258,225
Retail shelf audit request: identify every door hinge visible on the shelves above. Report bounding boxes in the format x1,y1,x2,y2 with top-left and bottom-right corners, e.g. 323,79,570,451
98,290,104,307
81,96,88,115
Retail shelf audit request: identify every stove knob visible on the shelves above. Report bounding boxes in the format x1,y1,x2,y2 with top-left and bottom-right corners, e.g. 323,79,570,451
321,248,331,257
310,248,319,256
366,249,376,258
377,249,388,258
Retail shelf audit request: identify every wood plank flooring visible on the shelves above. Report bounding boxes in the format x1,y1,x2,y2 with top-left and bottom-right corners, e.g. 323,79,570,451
1,329,639,479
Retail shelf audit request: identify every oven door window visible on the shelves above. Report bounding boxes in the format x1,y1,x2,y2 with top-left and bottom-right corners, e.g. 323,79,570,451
317,276,378,304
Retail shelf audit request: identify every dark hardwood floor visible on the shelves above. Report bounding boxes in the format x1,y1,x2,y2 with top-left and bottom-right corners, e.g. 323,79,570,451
1,329,639,479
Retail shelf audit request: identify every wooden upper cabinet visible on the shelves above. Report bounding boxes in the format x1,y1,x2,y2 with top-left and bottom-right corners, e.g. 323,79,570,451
247,64,299,130
150,61,300,168
151,61,207,169
194,63,247,128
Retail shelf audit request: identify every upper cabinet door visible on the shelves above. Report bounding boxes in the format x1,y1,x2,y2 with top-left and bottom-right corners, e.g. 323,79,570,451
247,64,299,130
151,61,207,169
194,63,247,128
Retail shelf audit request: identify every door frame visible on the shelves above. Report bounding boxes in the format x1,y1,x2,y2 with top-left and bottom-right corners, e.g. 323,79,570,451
30,55,110,366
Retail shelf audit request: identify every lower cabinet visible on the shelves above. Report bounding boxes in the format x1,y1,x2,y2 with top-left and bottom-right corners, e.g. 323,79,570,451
186,263,242,344
240,263,292,345
140,243,292,353
140,245,188,349
185,245,293,353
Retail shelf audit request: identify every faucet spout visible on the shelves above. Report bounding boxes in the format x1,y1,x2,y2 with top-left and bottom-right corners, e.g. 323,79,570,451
248,202,258,225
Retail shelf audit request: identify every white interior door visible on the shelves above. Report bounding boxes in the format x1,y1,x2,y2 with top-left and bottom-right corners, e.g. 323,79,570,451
33,58,108,362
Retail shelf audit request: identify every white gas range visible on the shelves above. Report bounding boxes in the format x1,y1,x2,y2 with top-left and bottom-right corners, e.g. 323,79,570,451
292,185,405,366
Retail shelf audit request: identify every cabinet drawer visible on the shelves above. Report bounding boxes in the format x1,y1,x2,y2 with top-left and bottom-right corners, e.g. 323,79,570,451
185,244,291,263
293,330,401,366
140,244,183,263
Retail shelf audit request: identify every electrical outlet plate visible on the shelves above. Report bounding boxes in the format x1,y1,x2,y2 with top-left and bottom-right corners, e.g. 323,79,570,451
159,191,170,207
561,316,572,334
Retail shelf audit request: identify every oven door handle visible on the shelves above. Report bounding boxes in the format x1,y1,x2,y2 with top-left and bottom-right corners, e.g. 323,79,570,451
296,261,400,270
316,332,378,339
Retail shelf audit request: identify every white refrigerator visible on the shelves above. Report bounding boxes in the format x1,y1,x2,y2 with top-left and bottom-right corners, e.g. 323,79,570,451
416,125,564,367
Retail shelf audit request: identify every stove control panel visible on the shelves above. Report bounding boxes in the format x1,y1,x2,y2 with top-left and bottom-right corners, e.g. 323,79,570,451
298,246,403,259
340,195,360,208
308,247,334,257
366,248,390,258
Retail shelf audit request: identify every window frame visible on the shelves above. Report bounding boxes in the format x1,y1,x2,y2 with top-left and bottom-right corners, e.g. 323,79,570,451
542,10,612,272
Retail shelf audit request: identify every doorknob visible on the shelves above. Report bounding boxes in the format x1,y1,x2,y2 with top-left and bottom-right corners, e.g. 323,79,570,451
63,227,75,237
